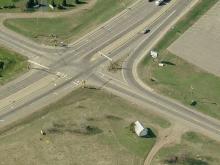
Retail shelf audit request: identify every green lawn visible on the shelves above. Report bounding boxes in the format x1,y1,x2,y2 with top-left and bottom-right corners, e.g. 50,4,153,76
4,0,133,45
0,88,170,165
138,0,220,119
0,0,20,5
0,46,28,85
151,132,220,165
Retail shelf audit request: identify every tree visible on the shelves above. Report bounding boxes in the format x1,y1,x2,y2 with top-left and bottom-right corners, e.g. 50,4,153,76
62,0,67,6
26,0,35,8
51,0,56,7
0,61,4,70
75,0,80,4
35,0,39,5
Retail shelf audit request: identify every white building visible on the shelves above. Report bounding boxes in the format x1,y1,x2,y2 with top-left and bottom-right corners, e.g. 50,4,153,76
150,50,158,59
134,121,148,137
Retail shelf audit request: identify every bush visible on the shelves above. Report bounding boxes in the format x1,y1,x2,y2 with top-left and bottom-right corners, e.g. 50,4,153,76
130,122,135,133
106,115,122,121
57,4,66,10
3,4,16,9
0,61,5,70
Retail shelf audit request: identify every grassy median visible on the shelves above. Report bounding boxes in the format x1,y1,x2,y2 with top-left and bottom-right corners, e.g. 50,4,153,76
0,88,170,165
0,46,28,85
138,0,220,119
4,0,133,45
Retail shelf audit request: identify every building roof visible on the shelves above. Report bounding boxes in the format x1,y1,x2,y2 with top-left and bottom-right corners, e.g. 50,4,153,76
134,121,147,136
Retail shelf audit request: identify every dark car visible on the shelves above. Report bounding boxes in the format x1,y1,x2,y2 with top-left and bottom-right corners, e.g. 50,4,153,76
144,29,150,34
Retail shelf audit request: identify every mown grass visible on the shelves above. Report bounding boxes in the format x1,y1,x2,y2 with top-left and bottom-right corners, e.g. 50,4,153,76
4,0,133,45
0,46,28,85
138,0,220,119
151,132,220,165
0,0,20,6
0,88,170,165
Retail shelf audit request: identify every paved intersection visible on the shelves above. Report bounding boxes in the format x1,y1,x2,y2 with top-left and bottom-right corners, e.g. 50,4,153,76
0,0,220,141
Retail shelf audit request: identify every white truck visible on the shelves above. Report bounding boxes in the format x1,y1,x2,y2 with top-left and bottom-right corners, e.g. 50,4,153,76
155,0,164,6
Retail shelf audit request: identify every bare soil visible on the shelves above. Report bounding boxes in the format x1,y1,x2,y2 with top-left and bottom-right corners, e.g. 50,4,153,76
169,1,220,77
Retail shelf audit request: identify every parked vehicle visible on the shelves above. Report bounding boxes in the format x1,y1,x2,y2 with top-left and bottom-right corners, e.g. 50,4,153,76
144,28,150,34
155,0,164,6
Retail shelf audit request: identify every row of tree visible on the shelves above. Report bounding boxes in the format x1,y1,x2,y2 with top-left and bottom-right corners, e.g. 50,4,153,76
26,0,82,9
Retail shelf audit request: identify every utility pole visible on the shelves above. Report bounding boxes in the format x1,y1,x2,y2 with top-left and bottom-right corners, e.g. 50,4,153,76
81,80,86,88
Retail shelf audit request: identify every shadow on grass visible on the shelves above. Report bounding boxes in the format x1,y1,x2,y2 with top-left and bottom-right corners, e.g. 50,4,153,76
143,128,156,138
164,154,209,165
160,0,171,6
84,86,100,90
161,61,176,66
65,4,75,7
76,1,87,5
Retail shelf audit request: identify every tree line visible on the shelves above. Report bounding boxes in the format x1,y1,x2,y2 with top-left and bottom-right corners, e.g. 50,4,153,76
26,0,82,9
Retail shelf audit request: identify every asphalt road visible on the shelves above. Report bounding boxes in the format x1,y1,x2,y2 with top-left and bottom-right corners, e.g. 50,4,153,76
91,0,220,139
0,0,219,141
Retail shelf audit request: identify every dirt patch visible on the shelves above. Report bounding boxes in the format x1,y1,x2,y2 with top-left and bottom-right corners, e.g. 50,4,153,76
168,1,220,77
0,88,163,165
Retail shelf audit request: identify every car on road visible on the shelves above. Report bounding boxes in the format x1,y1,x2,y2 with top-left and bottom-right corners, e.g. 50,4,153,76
144,28,151,34
155,0,164,6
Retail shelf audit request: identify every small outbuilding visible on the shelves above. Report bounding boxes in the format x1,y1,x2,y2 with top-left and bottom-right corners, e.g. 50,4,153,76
134,121,148,137
159,63,165,67
150,50,158,59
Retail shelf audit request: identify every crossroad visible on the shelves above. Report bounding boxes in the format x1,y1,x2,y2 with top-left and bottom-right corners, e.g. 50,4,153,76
0,0,219,141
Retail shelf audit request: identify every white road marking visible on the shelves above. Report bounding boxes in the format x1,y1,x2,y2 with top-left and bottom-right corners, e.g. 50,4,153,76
28,60,49,70
0,120,4,122
72,80,80,85
122,66,128,84
99,51,113,61
98,71,105,77
56,72,62,77
99,73,128,87
56,72,68,79
53,92,58,95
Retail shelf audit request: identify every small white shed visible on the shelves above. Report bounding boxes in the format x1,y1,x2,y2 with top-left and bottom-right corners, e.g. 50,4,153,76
150,50,158,59
134,121,148,137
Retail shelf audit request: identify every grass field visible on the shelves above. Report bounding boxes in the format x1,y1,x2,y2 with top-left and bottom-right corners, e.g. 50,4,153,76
138,0,220,119
4,0,133,45
0,0,21,6
0,88,170,165
0,46,28,85
151,132,220,165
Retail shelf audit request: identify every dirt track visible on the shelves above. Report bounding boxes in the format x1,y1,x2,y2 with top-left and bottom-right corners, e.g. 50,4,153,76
144,123,188,165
